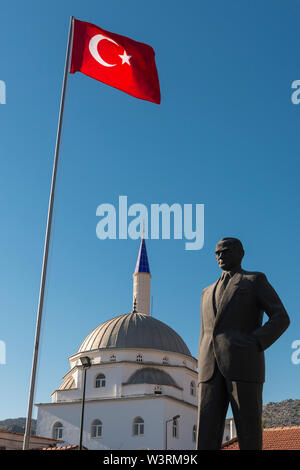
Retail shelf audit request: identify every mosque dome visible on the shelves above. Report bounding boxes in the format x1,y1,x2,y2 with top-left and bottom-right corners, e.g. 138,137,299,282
78,312,191,357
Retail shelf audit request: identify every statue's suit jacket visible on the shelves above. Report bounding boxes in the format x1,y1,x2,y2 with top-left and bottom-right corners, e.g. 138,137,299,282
198,269,290,383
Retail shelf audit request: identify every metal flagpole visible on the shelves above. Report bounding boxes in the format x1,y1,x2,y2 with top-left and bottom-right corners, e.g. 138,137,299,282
23,15,74,450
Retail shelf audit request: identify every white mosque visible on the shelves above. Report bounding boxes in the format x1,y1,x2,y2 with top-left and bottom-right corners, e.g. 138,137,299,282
36,238,198,450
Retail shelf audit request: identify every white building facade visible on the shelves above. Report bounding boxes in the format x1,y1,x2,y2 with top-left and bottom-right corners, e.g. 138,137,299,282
36,238,198,450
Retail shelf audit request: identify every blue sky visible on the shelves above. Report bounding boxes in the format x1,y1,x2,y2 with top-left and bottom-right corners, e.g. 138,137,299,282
0,0,299,421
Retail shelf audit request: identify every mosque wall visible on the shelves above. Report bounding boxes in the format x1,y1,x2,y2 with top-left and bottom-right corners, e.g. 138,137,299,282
37,395,196,450
52,360,197,406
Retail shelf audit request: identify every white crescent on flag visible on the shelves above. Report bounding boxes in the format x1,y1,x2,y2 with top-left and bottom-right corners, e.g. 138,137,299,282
89,34,119,67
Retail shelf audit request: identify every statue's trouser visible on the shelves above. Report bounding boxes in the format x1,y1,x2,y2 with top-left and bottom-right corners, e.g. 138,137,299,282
197,366,263,450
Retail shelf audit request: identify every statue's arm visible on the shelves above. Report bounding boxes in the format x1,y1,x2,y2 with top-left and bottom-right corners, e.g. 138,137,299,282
198,291,205,344
252,273,290,351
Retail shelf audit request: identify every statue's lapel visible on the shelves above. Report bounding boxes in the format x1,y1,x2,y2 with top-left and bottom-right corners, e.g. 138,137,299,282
216,271,244,321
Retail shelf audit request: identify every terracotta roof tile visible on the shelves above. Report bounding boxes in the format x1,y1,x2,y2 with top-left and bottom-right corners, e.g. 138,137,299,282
222,426,300,450
43,445,87,450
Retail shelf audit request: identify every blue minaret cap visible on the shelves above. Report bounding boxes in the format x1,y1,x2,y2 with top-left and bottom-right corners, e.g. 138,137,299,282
134,238,150,274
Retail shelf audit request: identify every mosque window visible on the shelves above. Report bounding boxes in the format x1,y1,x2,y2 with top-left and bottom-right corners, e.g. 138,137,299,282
190,381,196,396
162,356,169,365
136,354,143,363
95,373,106,388
109,354,116,362
91,419,102,438
172,419,179,438
192,425,197,443
52,422,63,440
133,417,144,436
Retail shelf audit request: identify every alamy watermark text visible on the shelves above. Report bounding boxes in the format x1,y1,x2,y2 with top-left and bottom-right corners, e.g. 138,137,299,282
0,341,6,365
291,340,300,365
96,196,204,250
0,80,6,104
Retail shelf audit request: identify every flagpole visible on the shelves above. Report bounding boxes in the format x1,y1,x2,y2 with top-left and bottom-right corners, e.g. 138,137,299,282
23,15,74,450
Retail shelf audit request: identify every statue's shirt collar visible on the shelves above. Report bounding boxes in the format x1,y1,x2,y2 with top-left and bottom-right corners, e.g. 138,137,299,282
221,266,242,280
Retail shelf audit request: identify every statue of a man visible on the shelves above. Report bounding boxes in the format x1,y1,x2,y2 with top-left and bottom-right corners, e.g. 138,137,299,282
197,237,290,450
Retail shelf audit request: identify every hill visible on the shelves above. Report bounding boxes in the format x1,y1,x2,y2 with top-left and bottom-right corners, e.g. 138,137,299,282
0,418,36,435
263,399,300,427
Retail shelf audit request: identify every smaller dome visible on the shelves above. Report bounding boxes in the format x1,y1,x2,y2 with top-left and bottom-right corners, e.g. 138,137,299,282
124,367,180,389
58,375,76,390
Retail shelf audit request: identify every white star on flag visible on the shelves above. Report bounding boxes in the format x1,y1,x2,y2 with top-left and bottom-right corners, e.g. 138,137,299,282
119,50,131,65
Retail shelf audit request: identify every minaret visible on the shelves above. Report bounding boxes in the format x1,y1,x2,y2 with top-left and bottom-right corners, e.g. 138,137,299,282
132,236,151,315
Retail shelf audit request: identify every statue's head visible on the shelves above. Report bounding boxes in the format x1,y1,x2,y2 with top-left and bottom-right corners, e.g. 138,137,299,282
215,237,244,272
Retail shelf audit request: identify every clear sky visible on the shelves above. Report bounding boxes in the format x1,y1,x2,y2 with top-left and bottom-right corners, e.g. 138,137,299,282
0,0,299,421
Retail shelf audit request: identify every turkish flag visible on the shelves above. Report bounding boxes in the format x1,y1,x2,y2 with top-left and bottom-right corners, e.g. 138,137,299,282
70,19,161,104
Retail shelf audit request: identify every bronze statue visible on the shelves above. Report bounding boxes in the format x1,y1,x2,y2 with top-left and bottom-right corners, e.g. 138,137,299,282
197,237,290,450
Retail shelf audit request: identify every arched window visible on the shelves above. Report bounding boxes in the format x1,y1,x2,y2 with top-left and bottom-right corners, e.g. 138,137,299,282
91,419,102,438
136,354,143,363
172,419,179,438
190,381,196,396
133,417,144,436
192,425,197,443
95,373,106,388
52,422,63,440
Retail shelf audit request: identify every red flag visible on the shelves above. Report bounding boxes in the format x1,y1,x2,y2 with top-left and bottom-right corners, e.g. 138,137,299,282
70,19,161,104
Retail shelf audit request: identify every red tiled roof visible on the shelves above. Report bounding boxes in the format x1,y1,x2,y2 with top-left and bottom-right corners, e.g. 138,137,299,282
222,426,300,450
0,429,57,442
43,445,87,450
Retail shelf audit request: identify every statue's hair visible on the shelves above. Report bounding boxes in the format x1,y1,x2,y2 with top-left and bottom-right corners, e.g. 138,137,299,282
218,237,244,253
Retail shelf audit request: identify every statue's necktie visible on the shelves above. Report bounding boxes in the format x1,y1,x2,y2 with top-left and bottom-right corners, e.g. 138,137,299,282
215,272,230,311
